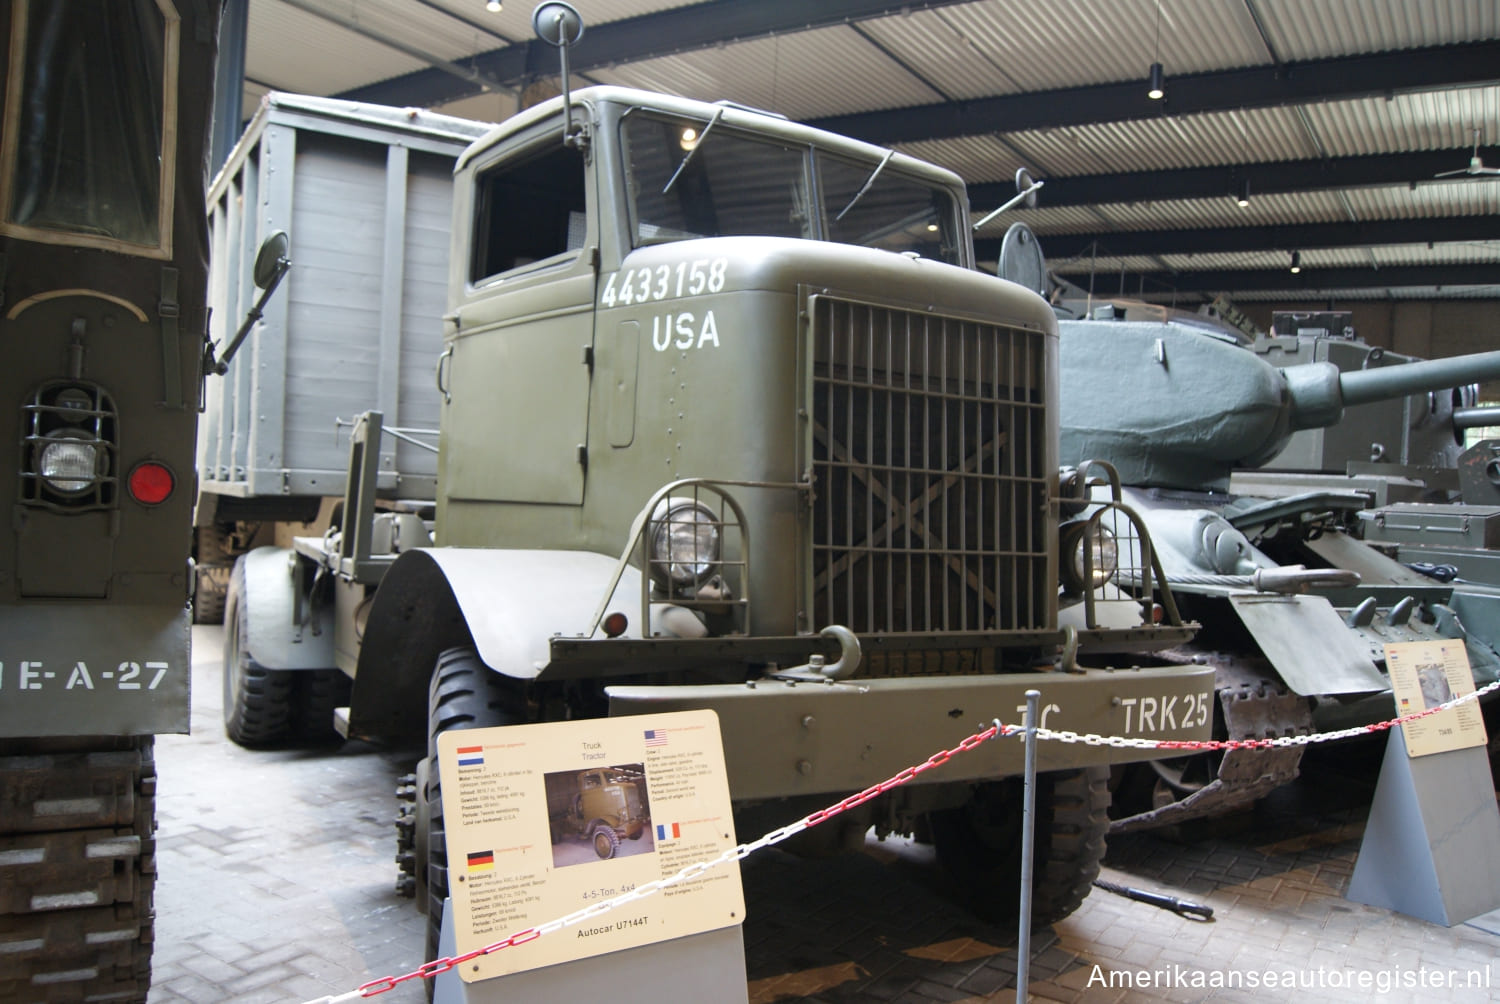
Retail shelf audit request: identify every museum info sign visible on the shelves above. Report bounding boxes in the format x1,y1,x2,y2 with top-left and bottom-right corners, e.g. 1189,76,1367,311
1382,640,1488,758
436,709,744,981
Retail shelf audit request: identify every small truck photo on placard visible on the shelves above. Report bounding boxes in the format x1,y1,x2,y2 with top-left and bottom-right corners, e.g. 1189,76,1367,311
436,709,744,981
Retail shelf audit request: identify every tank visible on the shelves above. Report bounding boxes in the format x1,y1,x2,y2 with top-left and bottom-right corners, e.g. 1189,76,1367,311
0,2,221,998
1056,308,1500,830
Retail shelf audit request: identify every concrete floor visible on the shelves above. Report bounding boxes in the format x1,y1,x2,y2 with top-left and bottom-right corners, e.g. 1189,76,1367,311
144,626,1500,1003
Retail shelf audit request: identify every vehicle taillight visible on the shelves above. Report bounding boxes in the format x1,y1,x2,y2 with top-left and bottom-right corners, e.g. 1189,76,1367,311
128,461,175,506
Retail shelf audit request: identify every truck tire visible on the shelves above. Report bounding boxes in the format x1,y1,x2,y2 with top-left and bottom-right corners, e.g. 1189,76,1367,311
293,668,352,745
928,766,1109,928
222,560,295,747
0,736,156,1003
192,523,235,624
422,647,527,984
591,824,620,860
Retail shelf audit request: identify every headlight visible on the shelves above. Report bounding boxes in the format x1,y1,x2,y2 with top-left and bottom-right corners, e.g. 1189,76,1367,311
1061,522,1118,593
649,499,721,586
39,431,104,494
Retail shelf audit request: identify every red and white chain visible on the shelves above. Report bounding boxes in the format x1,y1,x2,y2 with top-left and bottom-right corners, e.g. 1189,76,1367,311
308,679,1498,1002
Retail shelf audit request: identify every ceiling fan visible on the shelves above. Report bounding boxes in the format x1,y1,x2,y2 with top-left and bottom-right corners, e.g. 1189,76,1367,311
1434,128,1500,178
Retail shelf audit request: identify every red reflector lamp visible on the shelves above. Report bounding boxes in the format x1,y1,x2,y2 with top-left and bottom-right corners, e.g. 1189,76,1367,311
603,612,629,638
128,461,175,505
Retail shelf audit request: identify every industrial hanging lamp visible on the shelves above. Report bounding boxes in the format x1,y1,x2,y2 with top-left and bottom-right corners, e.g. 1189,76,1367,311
485,0,502,11
1147,1,1165,100
1237,178,1251,208
1289,251,1301,274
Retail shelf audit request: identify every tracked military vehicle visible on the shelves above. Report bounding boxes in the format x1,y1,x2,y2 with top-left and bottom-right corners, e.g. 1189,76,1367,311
0,1,221,998
226,4,1214,961
1056,305,1500,830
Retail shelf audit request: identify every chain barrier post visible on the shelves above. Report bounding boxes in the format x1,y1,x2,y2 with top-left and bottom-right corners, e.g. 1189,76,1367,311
1016,688,1041,1002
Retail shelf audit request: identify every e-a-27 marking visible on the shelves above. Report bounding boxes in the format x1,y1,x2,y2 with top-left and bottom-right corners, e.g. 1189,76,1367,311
1016,690,1213,734
0,660,170,692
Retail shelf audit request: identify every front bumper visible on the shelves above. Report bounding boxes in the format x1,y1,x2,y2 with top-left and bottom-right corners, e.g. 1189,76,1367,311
608,665,1216,800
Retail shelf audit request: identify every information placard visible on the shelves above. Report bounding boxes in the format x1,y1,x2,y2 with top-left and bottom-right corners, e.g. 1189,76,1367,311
436,710,743,982
1382,640,1488,758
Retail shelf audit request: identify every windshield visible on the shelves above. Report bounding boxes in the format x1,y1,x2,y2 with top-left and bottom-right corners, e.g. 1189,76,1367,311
621,109,960,265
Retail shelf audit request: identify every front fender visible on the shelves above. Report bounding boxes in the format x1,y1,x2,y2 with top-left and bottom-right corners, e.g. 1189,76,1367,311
233,546,336,671
347,548,642,741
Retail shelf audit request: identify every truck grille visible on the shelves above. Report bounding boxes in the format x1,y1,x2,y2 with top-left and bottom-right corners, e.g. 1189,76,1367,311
809,295,1049,635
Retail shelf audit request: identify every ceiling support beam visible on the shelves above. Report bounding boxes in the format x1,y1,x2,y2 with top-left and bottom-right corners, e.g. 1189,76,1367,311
336,0,972,108
810,41,1500,144
1057,264,1500,294
969,149,1500,208
998,216,1500,261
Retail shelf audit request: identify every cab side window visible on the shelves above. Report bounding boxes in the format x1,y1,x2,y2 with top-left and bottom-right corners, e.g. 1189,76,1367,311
469,142,586,283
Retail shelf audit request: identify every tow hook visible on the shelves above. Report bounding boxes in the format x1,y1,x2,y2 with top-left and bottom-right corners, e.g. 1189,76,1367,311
769,625,863,683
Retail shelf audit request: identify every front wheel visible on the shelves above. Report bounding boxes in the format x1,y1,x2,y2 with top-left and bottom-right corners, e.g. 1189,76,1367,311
422,647,527,979
592,825,620,859
928,766,1109,928
222,558,294,747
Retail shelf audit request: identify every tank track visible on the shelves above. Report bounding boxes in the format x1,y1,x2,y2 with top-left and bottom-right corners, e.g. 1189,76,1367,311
1109,652,1312,834
0,736,156,1003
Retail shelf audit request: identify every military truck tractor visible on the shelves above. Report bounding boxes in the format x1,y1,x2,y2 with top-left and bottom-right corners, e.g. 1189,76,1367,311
225,4,1214,958
0,0,222,999
545,767,650,859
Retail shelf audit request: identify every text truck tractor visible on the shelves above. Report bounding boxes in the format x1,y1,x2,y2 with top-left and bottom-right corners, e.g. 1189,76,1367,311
0,0,220,999
545,767,650,859
224,2,1212,961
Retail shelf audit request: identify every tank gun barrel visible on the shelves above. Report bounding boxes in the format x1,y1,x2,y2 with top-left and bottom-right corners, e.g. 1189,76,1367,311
1284,350,1500,432
1454,404,1500,431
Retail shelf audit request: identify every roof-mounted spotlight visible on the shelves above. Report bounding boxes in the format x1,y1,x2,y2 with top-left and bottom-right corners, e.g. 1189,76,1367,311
1236,178,1250,208
1147,61,1165,101
485,0,501,11
1289,251,1302,274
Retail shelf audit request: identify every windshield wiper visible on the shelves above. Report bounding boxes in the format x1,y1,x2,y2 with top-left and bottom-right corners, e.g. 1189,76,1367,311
662,108,724,195
834,149,894,222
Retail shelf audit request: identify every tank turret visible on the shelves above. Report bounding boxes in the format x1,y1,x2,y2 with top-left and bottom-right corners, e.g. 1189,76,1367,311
1059,318,1500,490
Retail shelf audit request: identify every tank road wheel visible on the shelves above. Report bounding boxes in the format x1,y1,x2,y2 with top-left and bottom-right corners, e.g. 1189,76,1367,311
222,560,295,747
592,825,620,860
423,647,528,981
0,736,157,1002
928,767,1109,928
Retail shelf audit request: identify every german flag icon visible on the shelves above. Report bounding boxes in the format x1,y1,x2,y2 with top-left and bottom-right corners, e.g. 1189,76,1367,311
467,850,494,873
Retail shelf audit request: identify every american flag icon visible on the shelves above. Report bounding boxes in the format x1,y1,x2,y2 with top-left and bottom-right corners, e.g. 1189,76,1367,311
644,729,668,748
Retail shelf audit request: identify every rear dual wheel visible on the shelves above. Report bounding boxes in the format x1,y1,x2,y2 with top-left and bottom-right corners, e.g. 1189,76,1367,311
928,766,1109,928
222,557,349,748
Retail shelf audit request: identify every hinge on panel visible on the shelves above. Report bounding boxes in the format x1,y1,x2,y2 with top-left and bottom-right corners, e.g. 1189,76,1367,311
577,444,588,469
582,345,594,372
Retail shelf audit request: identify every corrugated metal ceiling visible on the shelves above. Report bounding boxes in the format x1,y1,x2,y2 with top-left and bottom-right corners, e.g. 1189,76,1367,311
237,0,1500,303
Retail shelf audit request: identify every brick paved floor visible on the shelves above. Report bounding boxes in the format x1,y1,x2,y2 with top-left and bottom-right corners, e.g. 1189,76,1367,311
146,627,1500,1003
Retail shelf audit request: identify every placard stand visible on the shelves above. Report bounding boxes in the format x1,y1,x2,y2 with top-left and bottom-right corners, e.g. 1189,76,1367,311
433,899,748,1004
1346,726,1500,926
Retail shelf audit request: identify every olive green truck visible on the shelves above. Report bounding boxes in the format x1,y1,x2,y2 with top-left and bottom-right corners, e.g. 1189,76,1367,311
222,75,1215,956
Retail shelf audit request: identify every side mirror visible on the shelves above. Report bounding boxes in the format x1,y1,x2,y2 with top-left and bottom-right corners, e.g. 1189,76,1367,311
253,230,290,289
532,2,586,148
207,230,292,377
